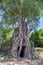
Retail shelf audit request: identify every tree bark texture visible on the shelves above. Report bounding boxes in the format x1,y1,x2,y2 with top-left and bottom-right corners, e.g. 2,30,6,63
11,18,33,59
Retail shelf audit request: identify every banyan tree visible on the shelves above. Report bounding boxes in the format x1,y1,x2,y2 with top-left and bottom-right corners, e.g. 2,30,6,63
11,0,39,59
11,21,32,59
1,0,42,59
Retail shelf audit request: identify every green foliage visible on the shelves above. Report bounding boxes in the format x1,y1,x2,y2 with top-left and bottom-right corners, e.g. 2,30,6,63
0,0,43,46
1,40,11,46
30,29,43,47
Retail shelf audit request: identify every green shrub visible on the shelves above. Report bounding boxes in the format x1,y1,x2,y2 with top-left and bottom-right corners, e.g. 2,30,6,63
30,29,43,47
1,40,12,47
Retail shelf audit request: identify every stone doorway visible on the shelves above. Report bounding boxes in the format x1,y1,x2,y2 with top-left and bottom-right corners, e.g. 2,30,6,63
17,46,26,58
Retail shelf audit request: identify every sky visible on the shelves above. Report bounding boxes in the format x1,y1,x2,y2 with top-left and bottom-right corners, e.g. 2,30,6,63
38,16,43,30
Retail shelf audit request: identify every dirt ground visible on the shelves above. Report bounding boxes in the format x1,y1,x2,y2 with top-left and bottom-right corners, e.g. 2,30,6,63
0,48,43,65
0,58,43,65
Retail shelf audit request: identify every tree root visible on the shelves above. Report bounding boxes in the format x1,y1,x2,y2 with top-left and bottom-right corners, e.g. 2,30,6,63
17,39,23,57
11,36,33,59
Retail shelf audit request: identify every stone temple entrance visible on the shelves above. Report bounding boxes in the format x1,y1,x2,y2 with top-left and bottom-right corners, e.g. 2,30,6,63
19,46,25,58
17,46,26,58
11,39,32,59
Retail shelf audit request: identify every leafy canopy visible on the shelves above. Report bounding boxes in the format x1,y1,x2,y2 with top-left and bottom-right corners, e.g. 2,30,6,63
0,0,43,43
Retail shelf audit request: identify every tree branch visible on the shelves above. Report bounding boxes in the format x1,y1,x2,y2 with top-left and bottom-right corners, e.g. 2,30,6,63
10,8,20,17
15,0,21,14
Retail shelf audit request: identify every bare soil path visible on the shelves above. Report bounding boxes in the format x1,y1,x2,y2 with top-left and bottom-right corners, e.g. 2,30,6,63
0,58,43,65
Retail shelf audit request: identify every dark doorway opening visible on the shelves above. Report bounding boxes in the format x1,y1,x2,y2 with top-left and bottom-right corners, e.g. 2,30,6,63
20,46,25,58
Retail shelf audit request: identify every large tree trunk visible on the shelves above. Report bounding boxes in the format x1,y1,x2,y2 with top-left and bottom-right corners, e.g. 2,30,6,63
11,18,32,59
